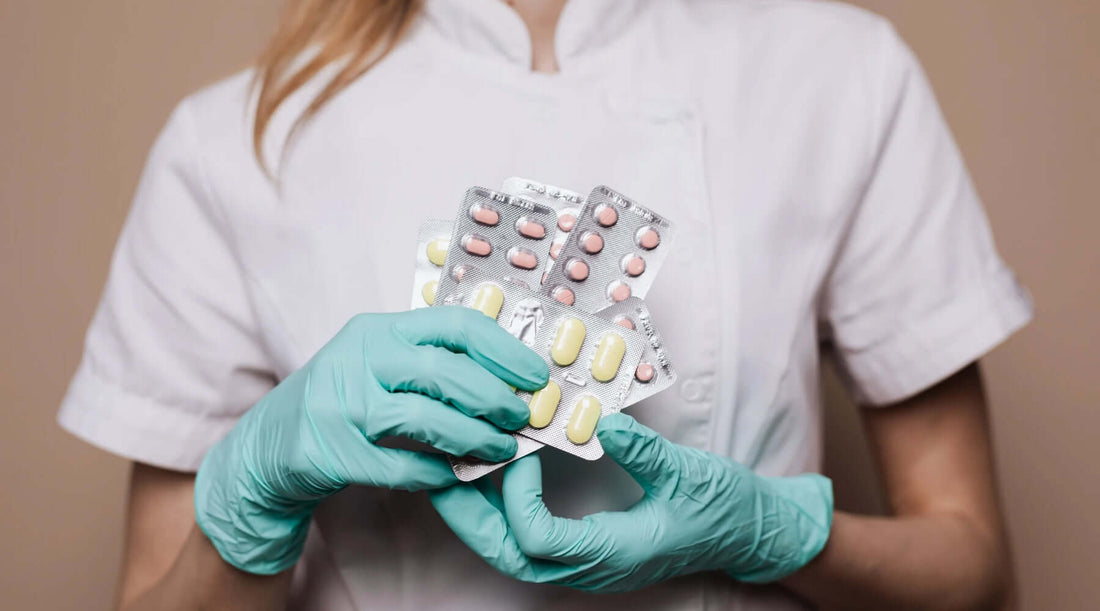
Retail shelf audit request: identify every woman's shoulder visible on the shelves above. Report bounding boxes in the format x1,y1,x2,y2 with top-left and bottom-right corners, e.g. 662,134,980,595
184,68,255,111
662,0,910,92
172,68,255,149
667,0,901,60
141,68,271,213
156,68,281,191
674,0,892,32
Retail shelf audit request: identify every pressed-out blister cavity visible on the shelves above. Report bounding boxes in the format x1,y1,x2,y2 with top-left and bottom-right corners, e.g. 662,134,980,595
542,185,677,311
438,187,556,298
501,177,585,278
436,267,646,462
409,220,453,309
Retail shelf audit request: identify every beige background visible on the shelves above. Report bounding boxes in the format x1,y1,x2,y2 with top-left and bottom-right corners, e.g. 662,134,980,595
1,1,1096,609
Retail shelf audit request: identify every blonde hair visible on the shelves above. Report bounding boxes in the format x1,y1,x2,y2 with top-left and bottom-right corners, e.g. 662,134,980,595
253,0,422,171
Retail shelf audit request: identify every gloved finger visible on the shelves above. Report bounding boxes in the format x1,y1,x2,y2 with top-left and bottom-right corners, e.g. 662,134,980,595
429,482,557,583
343,446,458,491
374,344,531,430
596,412,678,493
501,455,608,565
395,307,549,391
473,474,506,513
374,392,520,462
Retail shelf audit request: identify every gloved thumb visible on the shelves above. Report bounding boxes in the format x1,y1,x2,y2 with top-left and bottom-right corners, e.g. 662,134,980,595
596,413,676,492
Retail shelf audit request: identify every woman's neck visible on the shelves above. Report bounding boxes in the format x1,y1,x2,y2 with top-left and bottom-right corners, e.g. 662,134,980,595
506,0,569,73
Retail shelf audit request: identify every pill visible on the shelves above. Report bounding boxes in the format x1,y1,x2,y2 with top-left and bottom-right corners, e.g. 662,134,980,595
550,317,586,366
580,231,604,254
462,234,492,256
608,281,631,302
508,247,538,270
527,380,561,428
558,213,576,232
549,243,562,260
565,258,589,281
451,265,470,281
426,239,448,267
515,217,547,239
566,396,602,444
621,254,646,277
594,204,618,227
421,280,438,306
469,203,500,226
552,286,575,306
636,226,661,250
635,363,656,383
613,315,635,330
470,283,504,320
541,272,548,285
590,333,626,382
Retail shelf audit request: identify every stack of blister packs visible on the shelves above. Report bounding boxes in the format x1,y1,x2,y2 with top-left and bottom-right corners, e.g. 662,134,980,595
410,178,678,480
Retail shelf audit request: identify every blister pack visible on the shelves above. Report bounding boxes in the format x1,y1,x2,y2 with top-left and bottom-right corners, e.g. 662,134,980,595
500,177,585,276
436,267,647,461
437,187,556,297
450,432,543,482
409,220,452,309
542,186,677,310
598,297,678,404
448,297,678,482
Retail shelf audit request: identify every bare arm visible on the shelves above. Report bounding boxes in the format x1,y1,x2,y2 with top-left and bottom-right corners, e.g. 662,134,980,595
116,463,291,611
783,363,1016,610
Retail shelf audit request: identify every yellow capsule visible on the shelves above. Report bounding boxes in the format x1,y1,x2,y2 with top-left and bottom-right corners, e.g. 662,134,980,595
527,381,561,428
426,239,449,267
421,280,438,306
550,317,586,366
470,283,504,320
566,396,602,444
590,333,626,382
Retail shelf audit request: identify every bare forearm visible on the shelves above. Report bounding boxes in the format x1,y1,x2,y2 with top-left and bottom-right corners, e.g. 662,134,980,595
121,526,292,611
782,510,1014,610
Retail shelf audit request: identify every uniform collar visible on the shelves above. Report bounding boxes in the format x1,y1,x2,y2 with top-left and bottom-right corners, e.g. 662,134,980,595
421,0,648,72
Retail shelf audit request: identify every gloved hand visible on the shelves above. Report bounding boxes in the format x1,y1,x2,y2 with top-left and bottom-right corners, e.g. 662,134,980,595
430,412,832,591
195,308,549,575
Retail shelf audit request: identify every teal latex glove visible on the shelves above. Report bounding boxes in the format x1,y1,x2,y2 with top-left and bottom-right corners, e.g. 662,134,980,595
430,412,832,591
195,308,549,575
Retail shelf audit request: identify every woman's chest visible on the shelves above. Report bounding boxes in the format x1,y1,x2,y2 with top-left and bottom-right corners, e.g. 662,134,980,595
225,75,846,460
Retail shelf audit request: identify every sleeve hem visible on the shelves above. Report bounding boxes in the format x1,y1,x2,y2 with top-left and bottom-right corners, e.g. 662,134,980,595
840,267,1034,406
57,359,241,472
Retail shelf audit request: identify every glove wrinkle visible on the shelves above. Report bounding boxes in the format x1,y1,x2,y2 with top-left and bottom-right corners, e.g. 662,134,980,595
195,309,541,574
433,413,835,591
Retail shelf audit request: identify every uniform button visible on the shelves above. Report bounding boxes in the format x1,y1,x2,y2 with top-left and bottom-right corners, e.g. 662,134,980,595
679,377,710,402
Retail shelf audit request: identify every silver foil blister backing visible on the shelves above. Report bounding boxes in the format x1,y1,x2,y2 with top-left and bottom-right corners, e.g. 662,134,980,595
409,219,452,309
438,187,556,299
435,267,647,462
542,185,677,311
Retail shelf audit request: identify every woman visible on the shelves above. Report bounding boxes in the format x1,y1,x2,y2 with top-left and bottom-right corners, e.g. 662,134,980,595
60,0,1033,609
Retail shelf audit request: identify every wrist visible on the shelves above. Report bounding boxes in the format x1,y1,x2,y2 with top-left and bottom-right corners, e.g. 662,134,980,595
725,472,834,583
194,435,315,575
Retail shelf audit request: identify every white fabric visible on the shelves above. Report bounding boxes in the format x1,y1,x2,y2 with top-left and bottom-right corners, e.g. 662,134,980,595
59,0,1032,609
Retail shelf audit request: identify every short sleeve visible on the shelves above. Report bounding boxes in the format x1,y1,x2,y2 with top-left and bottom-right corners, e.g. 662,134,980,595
58,101,275,471
820,25,1033,406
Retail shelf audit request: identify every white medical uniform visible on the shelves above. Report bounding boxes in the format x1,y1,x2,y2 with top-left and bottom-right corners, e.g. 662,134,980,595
59,0,1032,608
